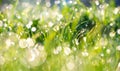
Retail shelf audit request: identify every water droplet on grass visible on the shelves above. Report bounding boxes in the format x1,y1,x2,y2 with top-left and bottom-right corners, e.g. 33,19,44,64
48,22,54,27
117,29,120,35
53,46,62,54
109,31,115,38
83,37,86,42
113,8,119,15
100,53,104,57
106,49,111,54
26,38,35,48
75,39,79,45
64,47,71,55
82,51,89,57
26,21,33,29
21,44,47,67
31,27,36,32
5,39,15,48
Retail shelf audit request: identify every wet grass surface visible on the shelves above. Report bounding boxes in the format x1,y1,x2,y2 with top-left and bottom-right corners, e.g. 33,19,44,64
0,0,120,71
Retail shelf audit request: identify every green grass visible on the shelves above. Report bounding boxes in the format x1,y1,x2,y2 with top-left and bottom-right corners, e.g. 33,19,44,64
0,0,120,71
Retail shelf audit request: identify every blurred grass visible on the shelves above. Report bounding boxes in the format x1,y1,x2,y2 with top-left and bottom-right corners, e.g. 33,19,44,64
0,0,120,71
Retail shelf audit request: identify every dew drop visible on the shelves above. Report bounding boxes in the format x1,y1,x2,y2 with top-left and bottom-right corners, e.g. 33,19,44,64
100,53,104,57
82,51,89,57
117,29,120,35
109,31,115,37
64,47,71,55
53,46,62,54
26,21,32,29
106,49,111,54
26,38,34,48
5,39,15,47
113,8,119,15
48,22,54,27
31,27,36,32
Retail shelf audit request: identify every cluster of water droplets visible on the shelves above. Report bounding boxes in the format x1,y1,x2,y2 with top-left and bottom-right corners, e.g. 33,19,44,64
21,44,47,67
0,32,47,68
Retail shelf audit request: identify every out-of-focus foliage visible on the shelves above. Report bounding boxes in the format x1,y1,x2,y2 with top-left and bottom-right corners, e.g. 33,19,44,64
0,0,120,71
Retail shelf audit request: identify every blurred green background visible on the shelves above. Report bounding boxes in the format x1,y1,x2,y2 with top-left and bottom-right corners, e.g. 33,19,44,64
0,0,120,71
